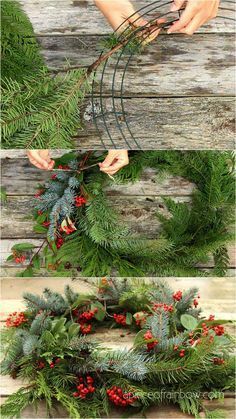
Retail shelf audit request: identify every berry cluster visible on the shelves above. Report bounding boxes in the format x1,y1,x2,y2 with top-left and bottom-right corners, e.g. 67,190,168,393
34,189,44,198
58,165,69,170
14,255,26,264
75,196,87,207
37,360,45,369
42,221,50,228
73,308,99,335
201,323,224,338
144,330,158,351
174,345,186,357
133,311,148,327
173,290,182,301
213,325,224,336
153,302,174,313
106,386,137,407
60,225,76,235
78,308,98,323
56,237,64,249
213,357,225,365
193,298,199,308
6,312,27,327
179,349,185,357
49,358,61,368
80,324,92,334
113,313,127,326
73,376,95,399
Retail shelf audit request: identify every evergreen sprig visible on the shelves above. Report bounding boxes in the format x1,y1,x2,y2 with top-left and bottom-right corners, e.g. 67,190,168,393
1,279,234,418
1,0,162,149
1,0,44,82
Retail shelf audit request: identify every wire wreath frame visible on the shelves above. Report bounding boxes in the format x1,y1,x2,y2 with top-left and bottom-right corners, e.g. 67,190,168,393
90,0,235,149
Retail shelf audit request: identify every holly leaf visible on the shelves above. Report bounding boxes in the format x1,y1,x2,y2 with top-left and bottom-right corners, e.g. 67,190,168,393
181,314,198,331
12,243,35,252
33,225,48,234
133,330,146,347
91,302,106,321
6,254,14,261
125,312,133,325
32,255,41,270
36,213,47,224
0,187,7,203
52,318,67,335
16,267,34,277
68,323,80,338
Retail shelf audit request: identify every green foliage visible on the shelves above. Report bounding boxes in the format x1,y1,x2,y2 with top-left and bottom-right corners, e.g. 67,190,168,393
1,0,44,82
9,151,235,277
1,280,234,418
2,69,91,148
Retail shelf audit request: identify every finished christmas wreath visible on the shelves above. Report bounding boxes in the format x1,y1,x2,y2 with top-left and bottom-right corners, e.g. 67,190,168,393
1,278,234,418
8,151,235,277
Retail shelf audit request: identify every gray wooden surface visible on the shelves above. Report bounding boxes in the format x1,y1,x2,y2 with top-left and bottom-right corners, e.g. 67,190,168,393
1,153,235,276
16,0,235,149
0,277,235,418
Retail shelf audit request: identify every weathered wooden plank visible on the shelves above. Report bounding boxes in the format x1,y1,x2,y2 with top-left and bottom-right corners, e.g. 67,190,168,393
0,394,234,419
2,267,235,277
0,195,207,239
0,150,73,159
1,158,196,196
82,97,235,149
1,277,236,320
1,238,235,270
1,97,235,150
20,0,235,35
38,34,235,97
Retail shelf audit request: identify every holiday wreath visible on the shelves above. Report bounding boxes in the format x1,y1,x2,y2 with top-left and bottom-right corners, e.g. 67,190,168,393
8,151,235,277
1,279,235,418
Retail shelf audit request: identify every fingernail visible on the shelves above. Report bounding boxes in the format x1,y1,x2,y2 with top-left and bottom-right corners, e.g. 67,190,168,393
170,5,178,11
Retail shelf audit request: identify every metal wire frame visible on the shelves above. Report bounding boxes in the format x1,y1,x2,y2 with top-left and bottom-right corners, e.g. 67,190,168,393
91,0,235,149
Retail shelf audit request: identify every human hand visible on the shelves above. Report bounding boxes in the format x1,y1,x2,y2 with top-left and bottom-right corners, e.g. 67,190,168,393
168,0,219,35
27,150,55,170
95,0,165,45
99,150,129,175
95,0,147,31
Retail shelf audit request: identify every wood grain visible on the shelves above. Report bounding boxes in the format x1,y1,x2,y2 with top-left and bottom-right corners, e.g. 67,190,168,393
20,0,235,35
1,277,236,320
39,34,235,97
1,158,196,196
81,97,235,149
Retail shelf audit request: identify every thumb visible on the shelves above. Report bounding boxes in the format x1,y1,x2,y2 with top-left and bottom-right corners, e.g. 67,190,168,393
100,152,115,168
170,0,186,12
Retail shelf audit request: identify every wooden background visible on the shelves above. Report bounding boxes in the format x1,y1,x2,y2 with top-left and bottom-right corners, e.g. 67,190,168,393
17,0,236,149
1,151,235,276
0,277,235,418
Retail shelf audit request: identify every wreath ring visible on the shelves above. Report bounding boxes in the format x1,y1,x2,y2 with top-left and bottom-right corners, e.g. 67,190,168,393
91,1,236,148
8,150,235,277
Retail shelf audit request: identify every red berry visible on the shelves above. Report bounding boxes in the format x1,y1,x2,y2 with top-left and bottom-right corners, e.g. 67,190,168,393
173,291,183,301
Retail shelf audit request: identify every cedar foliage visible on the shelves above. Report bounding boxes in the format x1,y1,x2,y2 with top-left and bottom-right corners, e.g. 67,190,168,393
1,0,44,82
1,279,235,418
